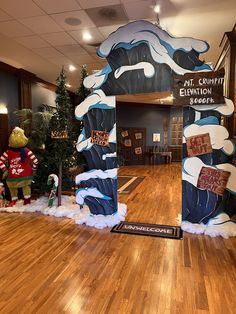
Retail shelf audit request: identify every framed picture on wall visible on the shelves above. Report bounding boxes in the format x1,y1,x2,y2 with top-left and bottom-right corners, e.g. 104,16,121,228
124,139,132,147
121,130,129,137
135,147,142,155
153,133,160,142
135,132,142,140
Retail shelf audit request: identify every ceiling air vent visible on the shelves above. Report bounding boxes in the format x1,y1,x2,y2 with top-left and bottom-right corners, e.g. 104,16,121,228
65,17,81,26
85,5,129,27
98,7,118,19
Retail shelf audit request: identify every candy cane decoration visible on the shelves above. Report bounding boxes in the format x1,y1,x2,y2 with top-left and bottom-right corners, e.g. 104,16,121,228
47,174,59,207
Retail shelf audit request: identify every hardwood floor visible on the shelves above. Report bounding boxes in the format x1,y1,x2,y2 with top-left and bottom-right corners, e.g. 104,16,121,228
118,163,182,225
0,164,235,313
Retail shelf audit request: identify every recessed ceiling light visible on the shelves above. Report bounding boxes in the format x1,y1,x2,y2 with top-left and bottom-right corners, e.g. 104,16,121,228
154,4,160,14
69,65,76,72
65,17,81,26
66,83,71,88
83,31,92,41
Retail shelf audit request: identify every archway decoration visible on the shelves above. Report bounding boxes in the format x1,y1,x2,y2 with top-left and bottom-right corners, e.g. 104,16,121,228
75,20,236,237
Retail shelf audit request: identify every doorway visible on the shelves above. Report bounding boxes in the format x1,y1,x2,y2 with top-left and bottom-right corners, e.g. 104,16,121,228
116,94,182,226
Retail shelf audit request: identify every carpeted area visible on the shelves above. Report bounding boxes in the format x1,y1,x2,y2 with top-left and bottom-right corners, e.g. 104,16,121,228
118,176,145,194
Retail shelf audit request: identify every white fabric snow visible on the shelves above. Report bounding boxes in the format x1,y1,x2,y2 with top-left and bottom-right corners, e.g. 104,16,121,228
182,213,236,239
0,196,127,230
75,203,127,229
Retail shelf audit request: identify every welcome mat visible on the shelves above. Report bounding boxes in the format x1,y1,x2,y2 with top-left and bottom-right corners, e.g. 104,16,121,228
118,176,145,194
111,221,183,239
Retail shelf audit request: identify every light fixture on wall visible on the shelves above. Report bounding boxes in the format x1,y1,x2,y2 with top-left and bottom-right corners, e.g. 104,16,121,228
153,2,161,26
0,103,8,114
154,4,160,14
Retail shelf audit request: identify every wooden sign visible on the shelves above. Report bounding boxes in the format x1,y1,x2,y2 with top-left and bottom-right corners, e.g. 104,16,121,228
91,130,109,146
197,166,231,196
124,139,132,147
186,133,212,157
135,147,142,155
173,69,225,106
51,130,68,139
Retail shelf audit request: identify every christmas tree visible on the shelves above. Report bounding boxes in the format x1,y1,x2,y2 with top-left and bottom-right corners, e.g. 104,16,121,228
15,67,88,203
47,67,75,206
76,65,90,101
33,68,82,200
15,106,53,151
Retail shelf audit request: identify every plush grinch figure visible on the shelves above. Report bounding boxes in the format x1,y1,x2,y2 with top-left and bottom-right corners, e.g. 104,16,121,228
0,127,38,207
0,183,5,208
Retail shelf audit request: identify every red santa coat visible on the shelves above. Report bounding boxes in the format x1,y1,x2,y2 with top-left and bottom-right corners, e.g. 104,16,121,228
0,148,38,182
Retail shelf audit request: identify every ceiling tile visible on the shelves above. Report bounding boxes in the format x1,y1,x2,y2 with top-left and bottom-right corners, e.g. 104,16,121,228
70,54,97,64
56,44,88,56
120,0,140,2
32,47,64,59
41,32,77,46
85,4,129,27
14,35,50,49
123,1,155,20
98,24,125,38
86,62,103,73
98,59,108,66
80,44,98,54
34,0,81,14
50,10,95,30
0,9,12,22
0,20,34,37
48,56,74,67
77,0,120,9
0,0,45,18
19,15,63,34
68,28,105,45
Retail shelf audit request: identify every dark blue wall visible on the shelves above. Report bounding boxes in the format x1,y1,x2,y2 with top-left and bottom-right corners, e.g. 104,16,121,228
116,104,170,146
0,71,18,128
117,104,183,147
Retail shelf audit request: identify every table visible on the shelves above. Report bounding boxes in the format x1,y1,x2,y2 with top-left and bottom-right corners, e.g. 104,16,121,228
149,151,172,164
